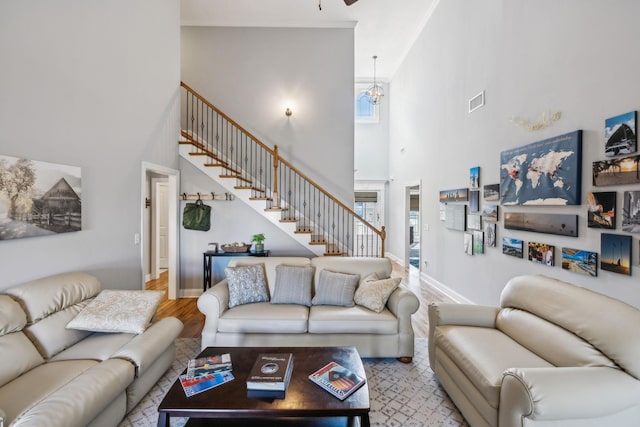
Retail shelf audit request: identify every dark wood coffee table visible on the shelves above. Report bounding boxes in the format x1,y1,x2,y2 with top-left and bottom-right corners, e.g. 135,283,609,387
157,346,370,427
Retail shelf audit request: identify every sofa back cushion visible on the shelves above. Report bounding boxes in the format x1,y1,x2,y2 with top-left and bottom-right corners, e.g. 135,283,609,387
496,308,617,368
227,257,311,296
0,295,44,387
501,274,640,379
4,272,101,359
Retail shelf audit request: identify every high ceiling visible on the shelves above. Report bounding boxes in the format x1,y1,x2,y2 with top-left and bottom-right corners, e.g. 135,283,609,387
181,0,439,82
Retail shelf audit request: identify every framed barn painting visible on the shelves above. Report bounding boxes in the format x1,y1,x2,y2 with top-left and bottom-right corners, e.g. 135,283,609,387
0,155,81,241
500,130,582,205
605,111,637,157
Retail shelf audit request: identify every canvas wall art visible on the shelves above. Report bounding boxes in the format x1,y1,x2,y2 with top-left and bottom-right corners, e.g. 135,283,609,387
561,248,597,277
502,237,523,258
439,188,469,202
592,155,640,186
504,212,578,237
464,233,473,255
469,190,479,213
483,184,500,201
467,214,482,231
470,166,480,189
604,111,637,157
0,155,81,241
600,233,631,275
484,222,496,247
622,190,640,232
481,204,498,222
528,242,554,266
500,130,582,205
473,231,484,254
445,204,466,231
587,191,616,229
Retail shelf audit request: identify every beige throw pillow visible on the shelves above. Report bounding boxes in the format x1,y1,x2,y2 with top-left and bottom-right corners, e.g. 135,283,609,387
66,290,163,334
354,273,401,313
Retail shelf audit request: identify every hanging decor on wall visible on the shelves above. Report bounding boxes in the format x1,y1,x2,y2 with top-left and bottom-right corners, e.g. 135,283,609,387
587,191,616,229
439,188,469,203
510,110,561,131
622,191,640,233
561,248,597,277
500,130,582,205
504,212,578,237
600,233,632,276
528,242,555,266
502,237,524,258
593,155,640,186
604,111,637,157
0,154,82,241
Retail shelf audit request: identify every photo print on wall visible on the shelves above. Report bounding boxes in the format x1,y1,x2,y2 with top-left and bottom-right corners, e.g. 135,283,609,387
561,248,597,277
481,204,498,222
464,233,473,255
605,111,637,157
622,191,640,233
0,154,81,241
440,188,469,203
587,191,616,229
469,190,480,213
484,222,496,247
600,233,632,276
502,237,523,258
593,155,640,186
504,212,578,237
467,214,482,231
500,130,582,205
483,184,500,201
473,231,484,254
470,166,480,189
528,242,554,267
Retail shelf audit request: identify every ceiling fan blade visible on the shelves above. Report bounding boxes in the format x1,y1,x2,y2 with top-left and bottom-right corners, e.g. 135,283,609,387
344,0,359,5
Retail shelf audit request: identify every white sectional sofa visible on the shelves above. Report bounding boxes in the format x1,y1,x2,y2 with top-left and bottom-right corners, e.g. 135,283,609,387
0,272,183,427
197,256,420,361
428,274,640,427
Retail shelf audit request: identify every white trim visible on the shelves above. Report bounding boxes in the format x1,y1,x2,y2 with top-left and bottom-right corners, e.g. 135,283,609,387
141,162,180,300
385,251,404,266
404,180,421,269
180,288,202,299
420,271,475,304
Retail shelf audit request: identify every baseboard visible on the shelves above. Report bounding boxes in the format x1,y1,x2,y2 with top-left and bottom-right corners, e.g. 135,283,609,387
145,273,151,282
179,288,202,298
420,272,475,304
385,252,404,266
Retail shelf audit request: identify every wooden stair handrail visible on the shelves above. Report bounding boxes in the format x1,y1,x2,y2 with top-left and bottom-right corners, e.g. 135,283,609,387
181,81,385,242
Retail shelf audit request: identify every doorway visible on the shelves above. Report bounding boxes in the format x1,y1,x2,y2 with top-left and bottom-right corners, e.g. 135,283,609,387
405,182,421,270
141,162,179,299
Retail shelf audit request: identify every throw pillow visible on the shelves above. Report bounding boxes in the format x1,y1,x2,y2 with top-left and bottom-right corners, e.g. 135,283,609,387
271,264,314,306
311,269,360,307
66,290,163,334
354,273,401,313
225,264,269,308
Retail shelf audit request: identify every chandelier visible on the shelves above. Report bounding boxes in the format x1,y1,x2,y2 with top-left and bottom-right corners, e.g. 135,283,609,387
365,55,384,105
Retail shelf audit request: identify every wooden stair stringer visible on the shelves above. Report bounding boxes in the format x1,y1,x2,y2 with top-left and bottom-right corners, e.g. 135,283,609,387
180,144,326,256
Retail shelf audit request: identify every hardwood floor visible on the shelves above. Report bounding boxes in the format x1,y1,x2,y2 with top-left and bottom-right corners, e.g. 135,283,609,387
147,262,452,339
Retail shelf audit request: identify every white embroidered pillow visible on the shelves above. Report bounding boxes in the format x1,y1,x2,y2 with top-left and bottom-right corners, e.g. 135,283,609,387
354,273,401,313
66,290,163,334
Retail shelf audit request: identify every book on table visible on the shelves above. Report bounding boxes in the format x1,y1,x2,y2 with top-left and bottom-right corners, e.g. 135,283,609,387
246,353,294,391
186,353,232,378
308,361,366,400
180,353,234,396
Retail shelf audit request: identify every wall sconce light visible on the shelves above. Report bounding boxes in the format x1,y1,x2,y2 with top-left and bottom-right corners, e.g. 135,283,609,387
285,107,293,117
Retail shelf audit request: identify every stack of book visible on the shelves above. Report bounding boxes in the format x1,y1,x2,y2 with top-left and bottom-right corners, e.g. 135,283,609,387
180,353,234,397
246,353,294,397
308,361,366,400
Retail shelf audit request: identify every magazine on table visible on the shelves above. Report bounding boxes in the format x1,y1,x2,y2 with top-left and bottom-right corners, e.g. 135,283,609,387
186,353,232,378
246,353,294,391
308,361,366,400
179,371,235,397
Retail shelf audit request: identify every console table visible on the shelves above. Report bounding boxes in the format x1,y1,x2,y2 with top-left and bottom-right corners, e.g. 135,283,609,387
203,250,270,291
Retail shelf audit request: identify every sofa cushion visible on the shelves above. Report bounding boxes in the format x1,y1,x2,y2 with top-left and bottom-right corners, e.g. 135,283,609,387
0,295,27,336
496,308,616,368
271,264,314,306
225,264,270,308
4,272,100,324
0,332,44,388
434,325,552,408
218,302,308,333
50,332,135,362
312,270,359,307
308,305,398,334
354,273,401,313
66,290,163,334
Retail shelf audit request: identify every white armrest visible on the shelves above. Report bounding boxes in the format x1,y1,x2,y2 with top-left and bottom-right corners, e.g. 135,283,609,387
197,280,230,349
500,367,640,427
111,317,183,376
428,302,499,328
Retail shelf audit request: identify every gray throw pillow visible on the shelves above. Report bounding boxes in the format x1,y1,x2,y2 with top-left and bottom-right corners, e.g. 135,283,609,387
225,264,269,308
311,269,360,307
271,264,314,306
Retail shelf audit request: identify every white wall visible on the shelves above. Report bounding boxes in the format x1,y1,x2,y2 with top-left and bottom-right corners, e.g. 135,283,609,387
388,0,640,307
181,26,355,204
0,0,180,290
355,82,390,181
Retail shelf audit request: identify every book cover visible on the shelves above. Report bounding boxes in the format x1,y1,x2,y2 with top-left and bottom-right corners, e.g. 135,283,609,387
186,353,232,378
180,371,235,397
308,361,366,400
246,353,294,391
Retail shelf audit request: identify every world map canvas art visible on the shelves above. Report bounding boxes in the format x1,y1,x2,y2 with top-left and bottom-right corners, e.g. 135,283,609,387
500,130,582,205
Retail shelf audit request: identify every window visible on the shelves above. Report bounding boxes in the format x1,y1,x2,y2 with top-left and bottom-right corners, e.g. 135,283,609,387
355,83,379,123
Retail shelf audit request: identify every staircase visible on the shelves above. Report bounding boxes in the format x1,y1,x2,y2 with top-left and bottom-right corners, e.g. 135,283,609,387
179,81,385,257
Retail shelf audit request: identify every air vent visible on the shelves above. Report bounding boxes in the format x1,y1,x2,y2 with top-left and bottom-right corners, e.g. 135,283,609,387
468,91,485,113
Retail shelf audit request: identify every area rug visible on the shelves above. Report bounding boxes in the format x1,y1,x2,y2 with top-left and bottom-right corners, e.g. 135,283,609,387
119,338,468,427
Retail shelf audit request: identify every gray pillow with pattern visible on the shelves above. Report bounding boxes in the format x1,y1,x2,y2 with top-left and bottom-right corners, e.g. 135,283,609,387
225,264,269,308
311,269,360,307
271,264,314,306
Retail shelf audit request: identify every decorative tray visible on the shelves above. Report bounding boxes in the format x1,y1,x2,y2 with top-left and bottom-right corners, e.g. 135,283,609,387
221,243,251,253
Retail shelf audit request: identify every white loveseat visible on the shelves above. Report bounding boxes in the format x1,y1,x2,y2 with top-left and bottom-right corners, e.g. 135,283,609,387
0,272,183,427
197,256,420,361
428,274,640,427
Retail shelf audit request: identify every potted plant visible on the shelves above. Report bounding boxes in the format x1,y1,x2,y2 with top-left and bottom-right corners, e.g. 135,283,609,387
251,233,265,252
